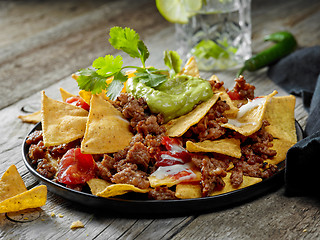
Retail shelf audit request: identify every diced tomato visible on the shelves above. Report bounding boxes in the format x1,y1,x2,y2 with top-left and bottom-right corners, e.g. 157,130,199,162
161,136,184,152
57,148,96,185
65,96,90,111
172,170,193,180
227,90,241,100
156,137,191,167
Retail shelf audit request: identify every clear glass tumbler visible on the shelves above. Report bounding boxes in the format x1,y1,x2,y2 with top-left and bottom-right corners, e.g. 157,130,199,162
175,0,252,71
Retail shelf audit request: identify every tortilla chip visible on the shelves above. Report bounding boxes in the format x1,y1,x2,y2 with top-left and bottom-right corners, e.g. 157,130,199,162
222,91,277,136
96,184,149,198
18,110,41,124
264,95,297,143
148,164,201,188
0,185,47,213
165,92,222,137
266,139,295,165
178,56,200,78
87,178,112,195
175,183,202,199
209,172,262,196
81,94,133,154
186,138,241,158
79,90,92,104
60,88,76,102
0,165,27,202
41,91,88,147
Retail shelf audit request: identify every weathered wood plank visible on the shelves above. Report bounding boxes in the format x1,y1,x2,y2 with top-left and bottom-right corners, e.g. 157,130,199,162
171,189,320,240
0,0,319,239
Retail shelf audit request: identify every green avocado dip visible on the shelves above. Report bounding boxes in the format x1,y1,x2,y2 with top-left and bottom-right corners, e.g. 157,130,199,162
126,75,214,122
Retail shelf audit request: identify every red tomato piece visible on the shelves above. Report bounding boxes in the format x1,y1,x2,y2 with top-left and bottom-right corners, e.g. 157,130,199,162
57,148,96,185
161,136,184,152
156,137,191,167
227,90,241,100
172,170,193,180
65,96,90,111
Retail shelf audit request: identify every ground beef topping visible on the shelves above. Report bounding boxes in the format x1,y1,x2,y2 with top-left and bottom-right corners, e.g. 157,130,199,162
111,167,149,189
201,156,227,197
148,187,177,200
26,87,280,200
186,100,230,141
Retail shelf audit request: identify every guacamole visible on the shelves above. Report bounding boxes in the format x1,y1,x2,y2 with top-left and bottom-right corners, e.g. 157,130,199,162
126,75,214,122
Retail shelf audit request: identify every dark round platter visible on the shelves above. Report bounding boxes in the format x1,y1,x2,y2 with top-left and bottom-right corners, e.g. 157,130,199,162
22,121,303,216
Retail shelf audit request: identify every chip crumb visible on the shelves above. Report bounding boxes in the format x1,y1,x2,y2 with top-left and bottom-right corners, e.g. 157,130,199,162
303,229,307,232
70,220,84,230
24,217,29,220
50,212,55,217
58,213,64,218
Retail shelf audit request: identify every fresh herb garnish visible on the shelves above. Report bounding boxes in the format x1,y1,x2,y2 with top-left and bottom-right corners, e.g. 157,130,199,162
76,26,182,100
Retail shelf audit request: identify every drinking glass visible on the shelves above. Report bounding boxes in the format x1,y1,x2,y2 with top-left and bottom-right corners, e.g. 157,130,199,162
175,0,252,71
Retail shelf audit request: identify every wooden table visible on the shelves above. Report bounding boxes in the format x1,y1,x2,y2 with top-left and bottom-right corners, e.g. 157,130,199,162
1,0,319,239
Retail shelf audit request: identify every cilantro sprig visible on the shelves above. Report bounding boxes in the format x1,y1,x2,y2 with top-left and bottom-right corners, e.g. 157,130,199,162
76,26,182,100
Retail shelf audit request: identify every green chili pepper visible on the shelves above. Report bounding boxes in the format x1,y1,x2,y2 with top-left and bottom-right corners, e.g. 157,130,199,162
237,31,297,76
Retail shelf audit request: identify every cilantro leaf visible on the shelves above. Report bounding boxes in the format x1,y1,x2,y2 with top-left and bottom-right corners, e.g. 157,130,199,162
109,27,149,67
75,27,184,101
77,68,108,94
137,40,149,66
109,27,141,59
106,71,128,100
92,55,123,77
164,50,182,76
134,67,168,88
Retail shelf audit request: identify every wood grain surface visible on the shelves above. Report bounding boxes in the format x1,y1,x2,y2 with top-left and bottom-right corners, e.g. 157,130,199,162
0,0,319,239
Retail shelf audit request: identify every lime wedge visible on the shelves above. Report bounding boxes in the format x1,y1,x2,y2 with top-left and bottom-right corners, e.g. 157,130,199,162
156,0,202,24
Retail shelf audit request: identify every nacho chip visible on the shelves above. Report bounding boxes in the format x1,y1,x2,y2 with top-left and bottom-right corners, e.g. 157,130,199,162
186,138,241,158
60,88,76,102
0,185,47,213
209,172,262,196
148,164,201,188
222,91,277,136
18,110,41,124
178,56,200,78
0,165,27,202
81,94,133,154
175,183,202,199
87,178,112,195
264,95,297,143
96,184,149,198
165,92,222,137
79,90,92,104
266,139,295,165
41,91,88,147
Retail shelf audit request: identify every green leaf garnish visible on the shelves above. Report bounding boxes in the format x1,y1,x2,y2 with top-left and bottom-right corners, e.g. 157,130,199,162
92,55,123,77
134,67,168,88
77,69,108,94
76,26,182,100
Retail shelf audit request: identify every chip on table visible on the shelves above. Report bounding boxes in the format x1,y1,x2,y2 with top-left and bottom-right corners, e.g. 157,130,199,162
0,165,47,213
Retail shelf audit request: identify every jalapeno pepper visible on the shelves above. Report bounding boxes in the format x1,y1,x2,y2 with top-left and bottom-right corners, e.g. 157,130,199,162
237,31,297,76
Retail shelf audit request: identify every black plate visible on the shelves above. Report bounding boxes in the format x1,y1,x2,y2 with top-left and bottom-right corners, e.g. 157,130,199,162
22,121,303,216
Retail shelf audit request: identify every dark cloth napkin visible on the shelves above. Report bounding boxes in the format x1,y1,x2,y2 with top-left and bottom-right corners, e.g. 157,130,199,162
267,46,320,197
